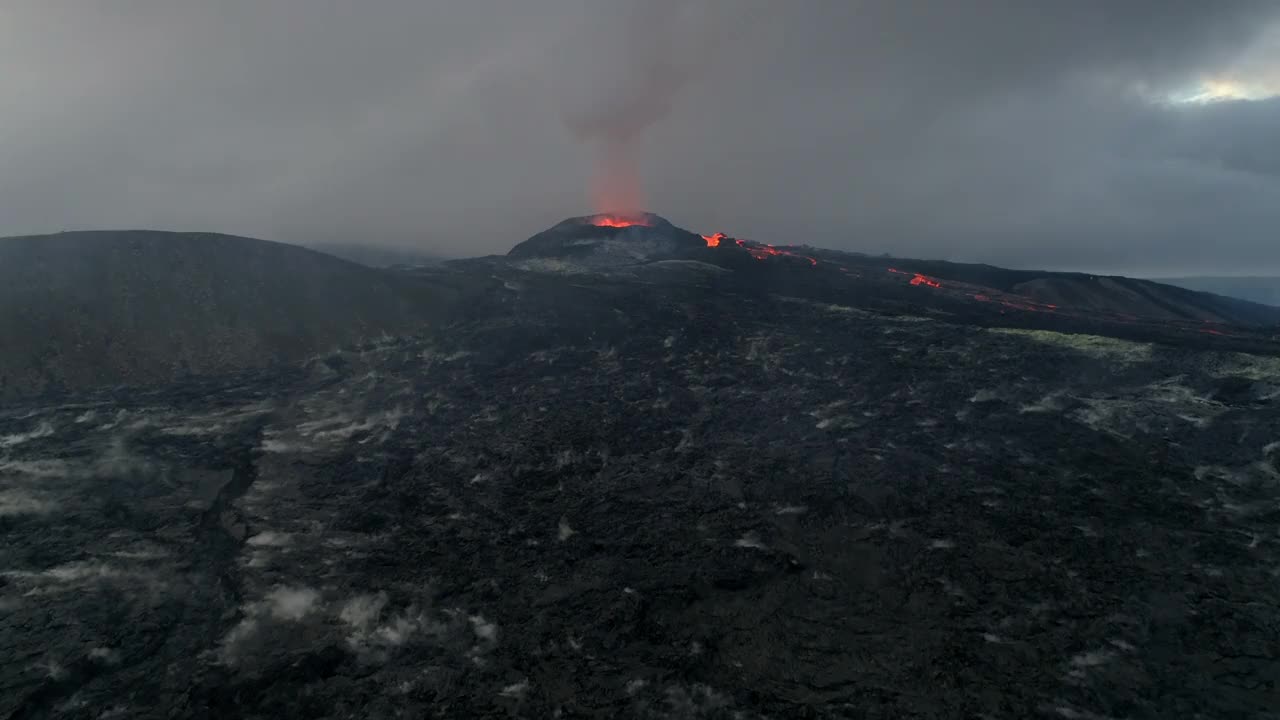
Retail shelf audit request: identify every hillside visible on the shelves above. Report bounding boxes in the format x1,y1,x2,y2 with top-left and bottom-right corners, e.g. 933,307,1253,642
0,231,454,401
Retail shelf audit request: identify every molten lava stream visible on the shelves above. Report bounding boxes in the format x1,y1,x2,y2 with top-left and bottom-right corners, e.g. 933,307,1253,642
888,268,943,288
701,230,818,266
731,238,818,265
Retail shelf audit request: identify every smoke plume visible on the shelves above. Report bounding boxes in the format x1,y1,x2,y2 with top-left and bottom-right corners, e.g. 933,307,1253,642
561,0,717,214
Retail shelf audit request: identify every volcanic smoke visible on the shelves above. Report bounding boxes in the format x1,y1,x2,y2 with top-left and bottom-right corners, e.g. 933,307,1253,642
561,0,713,215
592,138,645,216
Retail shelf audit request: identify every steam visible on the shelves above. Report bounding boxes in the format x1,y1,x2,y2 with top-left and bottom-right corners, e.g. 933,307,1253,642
561,0,722,215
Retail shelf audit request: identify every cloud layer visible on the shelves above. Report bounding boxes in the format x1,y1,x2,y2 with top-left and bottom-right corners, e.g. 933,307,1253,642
2,0,1278,273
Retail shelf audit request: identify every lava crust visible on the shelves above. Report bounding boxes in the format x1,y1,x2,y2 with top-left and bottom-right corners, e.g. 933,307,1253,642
2,225,1280,719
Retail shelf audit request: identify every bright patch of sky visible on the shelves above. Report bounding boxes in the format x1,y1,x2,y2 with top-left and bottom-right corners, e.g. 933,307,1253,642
1168,23,1280,104
1170,77,1278,103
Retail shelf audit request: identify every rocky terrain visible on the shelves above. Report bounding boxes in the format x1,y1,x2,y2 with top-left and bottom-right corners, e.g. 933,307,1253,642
2,216,1279,718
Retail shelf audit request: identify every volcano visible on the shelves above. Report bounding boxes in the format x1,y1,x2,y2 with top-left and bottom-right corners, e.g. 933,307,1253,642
508,213,827,274
506,213,1280,336
507,212,707,269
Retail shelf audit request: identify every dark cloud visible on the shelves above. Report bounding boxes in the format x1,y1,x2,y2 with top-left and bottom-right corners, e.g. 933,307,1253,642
2,0,1278,274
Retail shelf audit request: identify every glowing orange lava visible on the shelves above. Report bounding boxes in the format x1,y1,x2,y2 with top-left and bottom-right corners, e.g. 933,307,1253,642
734,238,818,266
590,214,650,228
702,232,726,248
888,268,943,288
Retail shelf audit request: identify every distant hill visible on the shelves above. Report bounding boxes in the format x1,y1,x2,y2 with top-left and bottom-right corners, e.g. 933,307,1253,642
1157,277,1280,309
0,231,454,401
300,241,446,268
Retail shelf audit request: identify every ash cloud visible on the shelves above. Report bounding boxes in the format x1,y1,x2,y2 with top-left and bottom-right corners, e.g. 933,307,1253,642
0,1,1278,273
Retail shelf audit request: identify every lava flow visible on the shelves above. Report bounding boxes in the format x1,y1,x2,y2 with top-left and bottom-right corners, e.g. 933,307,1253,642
697,229,817,265
888,268,943,288
590,214,651,228
733,238,818,266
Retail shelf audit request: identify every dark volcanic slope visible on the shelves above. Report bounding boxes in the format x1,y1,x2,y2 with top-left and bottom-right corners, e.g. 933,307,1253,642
0,231,455,401
3,244,1280,718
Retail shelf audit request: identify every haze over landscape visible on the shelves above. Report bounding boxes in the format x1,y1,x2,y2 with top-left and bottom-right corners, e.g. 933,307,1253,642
5,3,1280,718
2,0,1279,274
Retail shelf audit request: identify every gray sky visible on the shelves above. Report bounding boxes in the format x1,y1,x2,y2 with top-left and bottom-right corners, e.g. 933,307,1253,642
2,1,1278,274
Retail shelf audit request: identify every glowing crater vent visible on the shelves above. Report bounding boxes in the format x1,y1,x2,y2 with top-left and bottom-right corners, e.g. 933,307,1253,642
589,214,652,229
